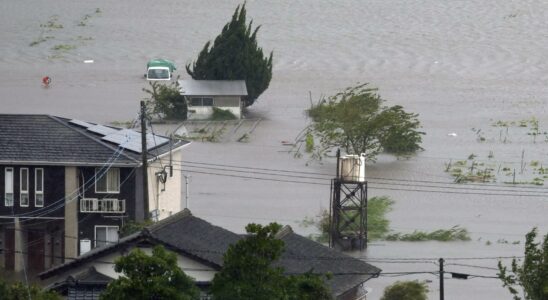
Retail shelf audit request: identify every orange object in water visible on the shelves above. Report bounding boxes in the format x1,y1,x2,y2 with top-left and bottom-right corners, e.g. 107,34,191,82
42,76,51,86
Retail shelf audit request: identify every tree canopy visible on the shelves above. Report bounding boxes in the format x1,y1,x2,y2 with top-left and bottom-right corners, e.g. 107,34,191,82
498,228,548,300
143,81,187,120
381,280,429,300
100,245,199,300
301,83,424,162
186,3,273,107
210,223,332,300
0,280,61,300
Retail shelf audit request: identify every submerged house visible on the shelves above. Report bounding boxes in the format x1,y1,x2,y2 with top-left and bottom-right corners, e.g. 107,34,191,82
0,114,189,273
179,79,248,119
40,209,381,300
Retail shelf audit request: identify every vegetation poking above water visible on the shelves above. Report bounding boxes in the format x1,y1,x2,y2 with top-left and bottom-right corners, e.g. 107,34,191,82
300,196,470,242
385,226,471,242
445,151,546,186
211,107,237,121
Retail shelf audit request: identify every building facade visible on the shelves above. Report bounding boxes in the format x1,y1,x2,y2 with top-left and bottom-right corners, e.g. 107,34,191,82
0,115,189,273
179,79,248,119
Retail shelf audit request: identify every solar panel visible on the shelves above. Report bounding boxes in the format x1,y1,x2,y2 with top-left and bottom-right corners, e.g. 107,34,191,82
69,119,94,128
87,125,118,136
101,129,169,153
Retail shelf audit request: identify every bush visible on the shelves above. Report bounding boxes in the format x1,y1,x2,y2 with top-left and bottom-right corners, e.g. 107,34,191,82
211,107,237,120
381,281,429,300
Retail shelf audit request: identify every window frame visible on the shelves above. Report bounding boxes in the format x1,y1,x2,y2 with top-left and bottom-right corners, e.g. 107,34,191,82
95,168,120,194
20,168,29,207
189,97,214,107
35,168,44,207
94,225,119,247
5,167,14,207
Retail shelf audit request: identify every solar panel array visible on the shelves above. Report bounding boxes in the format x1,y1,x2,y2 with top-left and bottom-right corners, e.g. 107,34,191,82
69,119,169,153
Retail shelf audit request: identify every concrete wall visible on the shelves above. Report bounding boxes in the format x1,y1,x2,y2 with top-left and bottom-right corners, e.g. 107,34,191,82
64,167,78,262
147,149,183,221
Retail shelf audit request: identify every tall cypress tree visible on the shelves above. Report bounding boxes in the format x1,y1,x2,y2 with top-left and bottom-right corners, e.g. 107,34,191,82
186,3,273,107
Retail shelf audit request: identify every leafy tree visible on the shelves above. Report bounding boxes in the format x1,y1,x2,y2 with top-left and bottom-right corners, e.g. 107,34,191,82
301,83,424,162
287,271,332,300
0,280,61,300
100,245,199,300
143,81,187,120
498,228,548,300
119,219,153,237
381,280,429,300
210,223,332,300
186,3,273,107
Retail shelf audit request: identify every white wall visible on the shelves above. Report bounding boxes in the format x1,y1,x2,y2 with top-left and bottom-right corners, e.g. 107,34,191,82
147,149,183,221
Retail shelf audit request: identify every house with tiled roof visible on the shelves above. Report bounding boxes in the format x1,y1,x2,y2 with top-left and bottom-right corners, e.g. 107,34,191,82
0,114,190,273
40,209,380,300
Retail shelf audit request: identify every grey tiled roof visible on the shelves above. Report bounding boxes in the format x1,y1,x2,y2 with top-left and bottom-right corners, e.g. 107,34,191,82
278,231,381,296
0,114,189,166
179,80,248,96
41,209,380,297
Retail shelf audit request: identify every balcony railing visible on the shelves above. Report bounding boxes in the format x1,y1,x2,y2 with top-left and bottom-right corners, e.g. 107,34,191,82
80,198,125,213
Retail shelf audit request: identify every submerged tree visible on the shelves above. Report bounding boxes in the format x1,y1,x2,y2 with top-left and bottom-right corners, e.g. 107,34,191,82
498,228,548,300
210,223,332,300
186,3,273,107
300,83,424,162
100,245,199,300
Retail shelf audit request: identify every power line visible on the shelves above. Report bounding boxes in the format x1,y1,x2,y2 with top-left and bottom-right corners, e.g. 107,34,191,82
176,159,548,191
178,163,548,196
161,166,548,198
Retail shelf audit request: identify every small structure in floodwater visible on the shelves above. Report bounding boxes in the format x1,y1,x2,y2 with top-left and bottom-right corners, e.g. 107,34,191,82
179,79,247,119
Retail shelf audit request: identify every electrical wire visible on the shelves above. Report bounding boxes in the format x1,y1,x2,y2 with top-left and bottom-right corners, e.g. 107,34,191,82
157,165,548,198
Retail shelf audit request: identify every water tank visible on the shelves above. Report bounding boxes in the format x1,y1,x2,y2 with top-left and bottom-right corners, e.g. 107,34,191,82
339,154,366,182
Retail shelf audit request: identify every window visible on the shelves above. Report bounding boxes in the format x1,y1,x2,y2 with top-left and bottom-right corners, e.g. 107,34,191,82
35,168,44,207
95,168,120,193
20,168,29,207
95,226,119,248
190,97,214,107
5,168,13,206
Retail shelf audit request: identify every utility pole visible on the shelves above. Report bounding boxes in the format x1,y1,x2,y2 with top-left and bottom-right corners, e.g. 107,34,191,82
140,101,149,220
183,174,191,209
439,258,445,300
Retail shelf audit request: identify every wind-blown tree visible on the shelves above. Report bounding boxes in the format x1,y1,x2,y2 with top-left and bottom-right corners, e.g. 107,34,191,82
301,83,424,162
498,228,548,300
186,3,273,107
210,223,332,300
100,245,199,300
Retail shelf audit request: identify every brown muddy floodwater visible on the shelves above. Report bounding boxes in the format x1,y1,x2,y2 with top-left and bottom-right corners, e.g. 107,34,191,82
1,0,548,298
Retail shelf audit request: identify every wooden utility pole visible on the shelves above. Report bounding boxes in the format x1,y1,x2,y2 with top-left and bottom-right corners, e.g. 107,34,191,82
140,101,149,219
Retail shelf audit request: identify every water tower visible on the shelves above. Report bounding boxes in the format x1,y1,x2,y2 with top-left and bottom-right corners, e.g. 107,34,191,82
329,150,368,251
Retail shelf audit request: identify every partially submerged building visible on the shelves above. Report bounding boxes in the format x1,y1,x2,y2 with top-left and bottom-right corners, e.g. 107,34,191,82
179,79,248,119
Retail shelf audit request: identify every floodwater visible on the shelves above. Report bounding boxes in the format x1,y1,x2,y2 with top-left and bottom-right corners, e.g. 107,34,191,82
1,0,548,298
